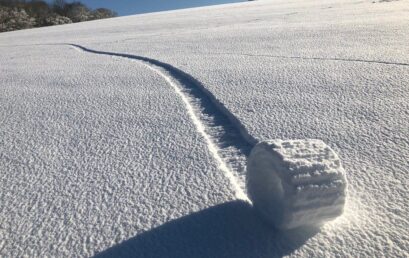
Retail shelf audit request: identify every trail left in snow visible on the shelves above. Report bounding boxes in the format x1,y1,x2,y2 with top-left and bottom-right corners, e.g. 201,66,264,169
68,44,252,201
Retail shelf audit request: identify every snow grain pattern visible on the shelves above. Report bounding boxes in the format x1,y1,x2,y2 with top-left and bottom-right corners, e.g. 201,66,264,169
1,0,408,256
68,43,255,199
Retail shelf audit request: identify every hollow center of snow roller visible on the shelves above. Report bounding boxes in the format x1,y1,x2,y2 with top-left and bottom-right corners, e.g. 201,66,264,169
246,139,347,230
247,148,286,224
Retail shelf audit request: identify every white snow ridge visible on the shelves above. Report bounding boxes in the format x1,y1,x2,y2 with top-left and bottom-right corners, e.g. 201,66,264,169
1,0,408,256
247,139,347,229
68,44,349,223
67,43,253,201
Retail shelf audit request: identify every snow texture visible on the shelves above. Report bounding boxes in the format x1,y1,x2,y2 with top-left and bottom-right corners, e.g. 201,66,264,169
247,139,347,229
1,0,409,257
68,43,255,200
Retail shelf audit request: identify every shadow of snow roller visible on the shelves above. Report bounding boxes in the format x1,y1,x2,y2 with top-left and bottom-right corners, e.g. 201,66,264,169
246,139,347,230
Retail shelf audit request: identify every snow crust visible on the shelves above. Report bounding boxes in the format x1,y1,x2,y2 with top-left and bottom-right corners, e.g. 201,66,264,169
1,0,408,257
247,139,347,229
0,45,238,256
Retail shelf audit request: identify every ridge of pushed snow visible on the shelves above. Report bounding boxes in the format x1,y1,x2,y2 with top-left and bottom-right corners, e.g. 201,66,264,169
68,43,257,198
1,0,408,256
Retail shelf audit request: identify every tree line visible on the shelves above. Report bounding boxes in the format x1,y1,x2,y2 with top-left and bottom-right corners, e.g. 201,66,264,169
0,0,117,32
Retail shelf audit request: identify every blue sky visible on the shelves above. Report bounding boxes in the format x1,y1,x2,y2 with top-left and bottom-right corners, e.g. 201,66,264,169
60,0,246,16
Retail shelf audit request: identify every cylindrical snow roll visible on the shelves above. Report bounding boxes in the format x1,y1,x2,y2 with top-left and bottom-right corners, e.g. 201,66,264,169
247,139,347,230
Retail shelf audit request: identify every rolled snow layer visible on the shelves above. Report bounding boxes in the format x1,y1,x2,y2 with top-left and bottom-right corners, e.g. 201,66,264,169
247,139,347,229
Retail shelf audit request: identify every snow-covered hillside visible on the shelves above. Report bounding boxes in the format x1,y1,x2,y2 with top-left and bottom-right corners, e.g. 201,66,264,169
1,0,408,257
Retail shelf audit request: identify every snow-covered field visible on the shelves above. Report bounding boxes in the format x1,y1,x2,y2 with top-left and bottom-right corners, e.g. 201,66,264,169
1,0,408,257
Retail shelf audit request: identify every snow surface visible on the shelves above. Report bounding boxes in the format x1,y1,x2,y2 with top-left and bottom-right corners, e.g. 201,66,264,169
247,139,347,229
1,0,409,257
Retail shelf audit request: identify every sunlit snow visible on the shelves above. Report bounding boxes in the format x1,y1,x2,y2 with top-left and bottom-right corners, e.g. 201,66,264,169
1,0,408,257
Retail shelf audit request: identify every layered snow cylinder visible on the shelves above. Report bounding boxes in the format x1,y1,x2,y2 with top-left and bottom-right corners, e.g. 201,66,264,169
247,139,347,229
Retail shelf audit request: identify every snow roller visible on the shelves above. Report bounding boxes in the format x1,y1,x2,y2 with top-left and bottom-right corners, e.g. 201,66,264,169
246,139,347,229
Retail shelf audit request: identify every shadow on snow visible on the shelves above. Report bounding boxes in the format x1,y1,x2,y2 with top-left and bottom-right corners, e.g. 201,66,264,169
94,201,318,258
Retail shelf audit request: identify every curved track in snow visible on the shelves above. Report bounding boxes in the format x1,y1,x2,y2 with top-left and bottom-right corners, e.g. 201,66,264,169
67,44,256,200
